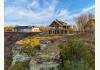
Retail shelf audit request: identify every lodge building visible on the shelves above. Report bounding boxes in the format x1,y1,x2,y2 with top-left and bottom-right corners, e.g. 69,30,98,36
48,19,69,34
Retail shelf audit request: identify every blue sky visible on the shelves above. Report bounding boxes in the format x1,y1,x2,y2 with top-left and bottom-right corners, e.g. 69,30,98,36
4,0,95,26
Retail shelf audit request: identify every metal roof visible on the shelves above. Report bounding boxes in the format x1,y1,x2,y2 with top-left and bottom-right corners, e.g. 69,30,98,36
14,26,32,29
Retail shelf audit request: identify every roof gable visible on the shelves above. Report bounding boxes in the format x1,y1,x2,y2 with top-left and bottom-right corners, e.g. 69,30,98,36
49,19,67,27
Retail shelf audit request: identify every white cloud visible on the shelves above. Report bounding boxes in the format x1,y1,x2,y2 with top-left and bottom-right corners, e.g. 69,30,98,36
57,9,69,17
5,0,61,25
5,0,95,26
27,0,41,10
82,5,95,12
4,21,23,26
68,4,95,20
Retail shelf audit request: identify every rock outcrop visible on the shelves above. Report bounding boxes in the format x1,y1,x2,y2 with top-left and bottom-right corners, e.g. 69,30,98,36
11,39,60,70
30,51,60,70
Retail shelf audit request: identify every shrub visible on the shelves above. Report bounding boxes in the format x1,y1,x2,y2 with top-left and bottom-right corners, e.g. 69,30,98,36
16,37,40,56
16,37,40,47
68,29,74,34
20,45,40,56
4,26,14,32
5,56,13,70
8,61,29,70
59,40,95,70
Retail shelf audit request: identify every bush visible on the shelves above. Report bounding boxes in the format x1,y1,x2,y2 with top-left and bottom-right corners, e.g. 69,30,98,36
68,29,74,34
4,26,14,32
8,61,29,70
20,45,40,56
16,37,40,47
16,37,40,56
59,40,95,70
5,56,13,70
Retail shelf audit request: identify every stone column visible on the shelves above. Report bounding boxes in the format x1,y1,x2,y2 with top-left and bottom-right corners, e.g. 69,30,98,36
63,30,64,34
52,30,53,34
53,30,55,34
55,30,56,34
49,30,51,34
50,30,52,34
60,30,62,35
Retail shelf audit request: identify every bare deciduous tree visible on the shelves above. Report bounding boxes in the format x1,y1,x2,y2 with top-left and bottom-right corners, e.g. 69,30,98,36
75,13,95,32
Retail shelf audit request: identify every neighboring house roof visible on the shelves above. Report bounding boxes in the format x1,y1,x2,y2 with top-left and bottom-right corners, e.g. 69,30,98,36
49,19,67,27
14,26,32,29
